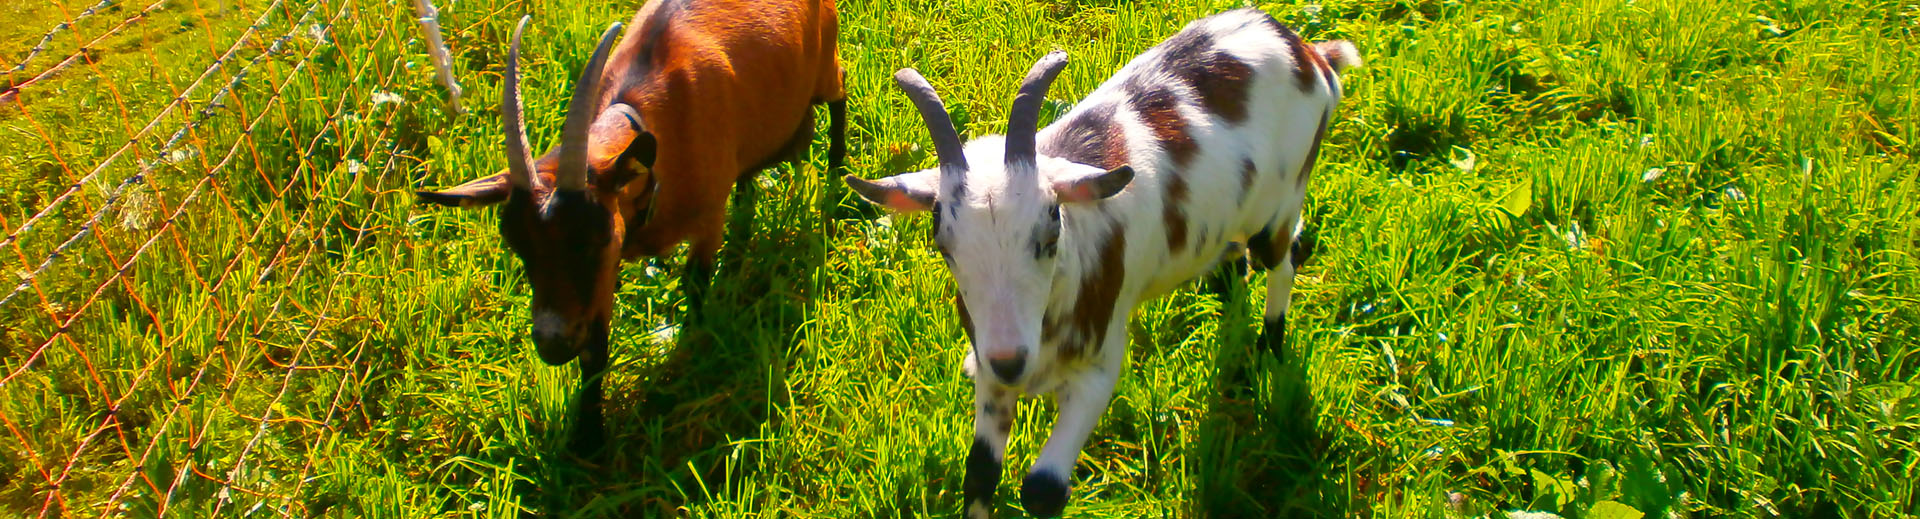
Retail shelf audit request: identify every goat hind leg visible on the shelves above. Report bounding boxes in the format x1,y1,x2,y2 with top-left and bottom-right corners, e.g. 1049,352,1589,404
827,98,847,179
1250,218,1306,354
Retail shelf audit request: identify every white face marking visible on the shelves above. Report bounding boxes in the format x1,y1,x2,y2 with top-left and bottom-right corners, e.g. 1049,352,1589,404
937,139,1066,378
531,309,566,339
966,501,992,519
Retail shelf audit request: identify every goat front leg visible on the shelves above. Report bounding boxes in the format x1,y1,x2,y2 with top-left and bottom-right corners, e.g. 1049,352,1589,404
964,378,1019,519
570,322,611,455
683,224,724,317
1021,329,1125,518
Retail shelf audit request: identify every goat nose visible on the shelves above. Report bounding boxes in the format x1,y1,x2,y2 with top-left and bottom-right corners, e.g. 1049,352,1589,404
532,332,578,365
987,351,1027,383
530,311,579,365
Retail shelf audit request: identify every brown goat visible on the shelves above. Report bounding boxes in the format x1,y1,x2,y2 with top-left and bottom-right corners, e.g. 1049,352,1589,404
415,0,845,452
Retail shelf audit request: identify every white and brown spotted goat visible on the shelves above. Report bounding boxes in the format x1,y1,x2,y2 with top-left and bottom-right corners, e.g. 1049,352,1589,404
845,9,1358,517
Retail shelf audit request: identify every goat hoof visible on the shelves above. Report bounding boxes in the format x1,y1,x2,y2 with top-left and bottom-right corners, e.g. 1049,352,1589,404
569,417,606,456
1020,470,1070,518
1258,316,1288,355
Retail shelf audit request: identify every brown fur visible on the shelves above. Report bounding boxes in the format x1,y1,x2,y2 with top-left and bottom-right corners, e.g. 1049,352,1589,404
415,0,846,445
1040,105,1128,170
1163,174,1189,254
1272,23,1321,93
1131,87,1198,167
1183,52,1256,123
956,292,978,343
610,0,846,265
1297,110,1330,188
1248,216,1295,270
1237,157,1257,203
422,0,845,333
1042,232,1128,358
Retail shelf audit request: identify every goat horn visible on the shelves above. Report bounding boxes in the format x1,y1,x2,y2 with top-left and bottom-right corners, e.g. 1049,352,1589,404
502,15,538,191
1005,50,1068,167
556,22,625,192
894,68,967,172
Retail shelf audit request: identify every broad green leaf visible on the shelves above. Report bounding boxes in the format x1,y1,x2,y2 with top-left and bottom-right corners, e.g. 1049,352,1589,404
1530,469,1579,509
1500,181,1534,218
1588,500,1645,519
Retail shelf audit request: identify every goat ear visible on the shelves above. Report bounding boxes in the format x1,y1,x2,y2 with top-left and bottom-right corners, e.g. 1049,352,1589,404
416,173,513,207
1052,165,1133,203
843,169,938,213
587,105,650,188
600,132,657,191
628,132,657,169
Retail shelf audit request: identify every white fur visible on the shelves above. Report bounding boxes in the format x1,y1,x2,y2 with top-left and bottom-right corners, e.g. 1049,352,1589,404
857,8,1355,516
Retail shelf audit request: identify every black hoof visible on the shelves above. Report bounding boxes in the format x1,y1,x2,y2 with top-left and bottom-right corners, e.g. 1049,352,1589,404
1020,470,1070,517
1258,315,1288,355
569,400,607,456
965,437,1002,503
569,418,605,456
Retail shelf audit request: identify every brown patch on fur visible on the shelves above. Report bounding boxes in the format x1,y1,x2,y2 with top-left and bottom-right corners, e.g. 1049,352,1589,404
1238,157,1257,203
1043,232,1128,358
1164,175,1189,254
1184,52,1256,123
1311,44,1341,88
1247,216,1296,271
1315,53,1337,91
983,386,1014,433
1131,88,1198,167
1276,25,1322,93
1041,104,1129,170
1296,110,1331,188
956,292,977,342
1157,28,1255,124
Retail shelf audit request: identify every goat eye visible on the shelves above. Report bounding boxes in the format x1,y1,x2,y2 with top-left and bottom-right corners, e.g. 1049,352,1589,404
1032,219,1060,260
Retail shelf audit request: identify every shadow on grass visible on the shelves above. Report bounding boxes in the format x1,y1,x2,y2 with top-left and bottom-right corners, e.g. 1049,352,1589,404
1188,267,1345,518
517,178,827,518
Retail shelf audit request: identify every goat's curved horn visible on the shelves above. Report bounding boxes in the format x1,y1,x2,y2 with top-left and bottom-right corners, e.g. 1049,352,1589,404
1005,50,1068,167
501,15,538,191
894,68,967,172
556,22,625,192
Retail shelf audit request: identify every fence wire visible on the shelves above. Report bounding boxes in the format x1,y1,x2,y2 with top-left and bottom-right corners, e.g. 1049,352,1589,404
0,0,444,514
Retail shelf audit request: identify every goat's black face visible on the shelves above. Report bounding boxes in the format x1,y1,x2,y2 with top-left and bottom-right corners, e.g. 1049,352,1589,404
414,131,652,366
498,188,623,365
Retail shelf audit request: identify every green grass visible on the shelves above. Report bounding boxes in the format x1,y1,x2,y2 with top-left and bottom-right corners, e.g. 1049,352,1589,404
2,0,1916,517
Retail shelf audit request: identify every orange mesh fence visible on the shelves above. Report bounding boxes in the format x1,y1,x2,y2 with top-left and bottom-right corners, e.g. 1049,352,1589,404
0,0,440,515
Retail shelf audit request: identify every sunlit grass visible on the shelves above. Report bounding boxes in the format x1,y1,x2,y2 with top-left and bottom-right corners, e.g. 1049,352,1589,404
0,0,1914,517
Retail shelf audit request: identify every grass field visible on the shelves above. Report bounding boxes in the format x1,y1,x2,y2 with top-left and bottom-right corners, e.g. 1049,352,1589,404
2,0,1917,517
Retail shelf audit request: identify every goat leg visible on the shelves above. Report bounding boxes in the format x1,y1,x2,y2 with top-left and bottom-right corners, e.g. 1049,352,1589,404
963,380,1018,519
1022,331,1124,518
569,327,611,456
827,98,848,179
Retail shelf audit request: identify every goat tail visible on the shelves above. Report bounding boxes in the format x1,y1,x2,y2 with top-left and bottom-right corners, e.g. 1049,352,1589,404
1313,40,1363,72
